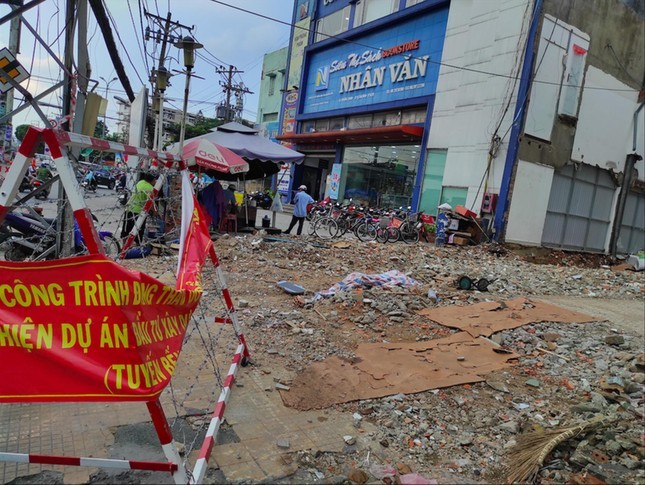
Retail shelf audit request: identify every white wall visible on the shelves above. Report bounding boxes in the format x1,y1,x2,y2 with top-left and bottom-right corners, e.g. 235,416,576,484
505,160,554,245
572,66,645,180
427,0,531,209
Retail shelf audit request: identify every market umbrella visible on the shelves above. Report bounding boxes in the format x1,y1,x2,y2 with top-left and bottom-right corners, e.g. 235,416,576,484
178,138,249,176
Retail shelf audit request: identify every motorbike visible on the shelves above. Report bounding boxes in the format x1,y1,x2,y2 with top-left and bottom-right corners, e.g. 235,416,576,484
19,175,32,193
249,190,272,209
118,188,131,206
115,172,127,192
1,209,121,261
81,175,98,193
31,178,51,199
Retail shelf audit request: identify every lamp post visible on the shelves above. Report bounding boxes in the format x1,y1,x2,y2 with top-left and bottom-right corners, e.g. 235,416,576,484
154,66,169,153
174,35,203,155
99,76,118,138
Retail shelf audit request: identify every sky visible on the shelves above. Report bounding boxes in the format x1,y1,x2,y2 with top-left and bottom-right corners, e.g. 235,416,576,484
1,0,294,136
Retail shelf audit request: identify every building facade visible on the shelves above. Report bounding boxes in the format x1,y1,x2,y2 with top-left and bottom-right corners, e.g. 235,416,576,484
278,0,644,254
278,0,444,204
503,0,644,254
257,47,289,127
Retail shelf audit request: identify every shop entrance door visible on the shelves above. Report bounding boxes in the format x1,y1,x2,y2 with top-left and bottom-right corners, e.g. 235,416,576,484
301,165,322,200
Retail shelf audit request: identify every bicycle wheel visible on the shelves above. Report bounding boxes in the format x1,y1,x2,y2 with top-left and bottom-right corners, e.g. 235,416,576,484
400,222,420,244
355,221,376,242
387,227,401,243
314,217,339,240
376,227,389,243
336,216,351,236
102,235,121,259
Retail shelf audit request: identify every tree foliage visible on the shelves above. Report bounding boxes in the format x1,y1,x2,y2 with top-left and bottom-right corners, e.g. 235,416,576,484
164,117,223,146
14,124,30,142
14,124,45,154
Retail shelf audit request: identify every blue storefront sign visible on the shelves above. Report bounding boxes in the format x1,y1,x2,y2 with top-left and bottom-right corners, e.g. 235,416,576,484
302,8,448,115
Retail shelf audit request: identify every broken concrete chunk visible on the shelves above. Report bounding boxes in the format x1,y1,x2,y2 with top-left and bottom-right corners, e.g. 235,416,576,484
605,335,625,346
525,378,540,388
343,435,356,445
276,439,290,449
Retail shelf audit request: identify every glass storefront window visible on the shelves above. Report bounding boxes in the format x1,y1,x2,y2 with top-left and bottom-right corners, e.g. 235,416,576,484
329,117,345,130
301,120,315,133
401,108,427,124
340,144,420,208
314,119,330,132
440,186,468,208
315,6,350,42
348,114,373,129
354,0,397,27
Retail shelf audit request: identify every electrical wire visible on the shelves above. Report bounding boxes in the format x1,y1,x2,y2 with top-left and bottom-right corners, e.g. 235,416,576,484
606,43,642,86
126,0,149,76
103,0,146,86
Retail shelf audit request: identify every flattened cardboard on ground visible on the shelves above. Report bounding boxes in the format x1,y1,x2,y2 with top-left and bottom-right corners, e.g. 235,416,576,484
418,297,597,338
280,332,518,411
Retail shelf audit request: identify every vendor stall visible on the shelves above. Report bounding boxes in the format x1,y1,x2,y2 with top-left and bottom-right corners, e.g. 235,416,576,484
171,122,304,230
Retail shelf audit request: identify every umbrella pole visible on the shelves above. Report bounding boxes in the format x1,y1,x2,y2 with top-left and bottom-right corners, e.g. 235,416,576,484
243,174,248,225
272,165,289,227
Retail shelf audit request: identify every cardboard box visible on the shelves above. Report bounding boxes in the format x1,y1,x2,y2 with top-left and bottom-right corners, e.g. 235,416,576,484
455,205,477,219
452,236,469,246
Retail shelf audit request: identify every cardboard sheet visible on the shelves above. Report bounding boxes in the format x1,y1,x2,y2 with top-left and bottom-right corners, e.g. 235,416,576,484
280,333,518,410
417,297,598,337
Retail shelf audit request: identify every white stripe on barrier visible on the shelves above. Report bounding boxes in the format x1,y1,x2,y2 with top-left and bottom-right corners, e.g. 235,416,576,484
79,457,132,469
191,344,246,484
0,453,30,463
204,415,223,441
191,458,208,484
54,153,84,209
161,442,188,485
215,266,226,287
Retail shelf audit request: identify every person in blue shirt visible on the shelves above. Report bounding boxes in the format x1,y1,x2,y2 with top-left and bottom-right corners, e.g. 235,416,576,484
284,185,314,235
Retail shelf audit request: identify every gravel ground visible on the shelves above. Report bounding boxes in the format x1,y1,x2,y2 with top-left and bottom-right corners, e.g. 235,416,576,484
117,232,644,485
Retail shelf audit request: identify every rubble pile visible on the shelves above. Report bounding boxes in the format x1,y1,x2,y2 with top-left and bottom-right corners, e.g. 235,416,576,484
130,234,643,484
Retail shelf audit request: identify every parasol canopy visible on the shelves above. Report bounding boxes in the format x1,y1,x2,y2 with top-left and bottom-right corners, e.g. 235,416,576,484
170,122,304,181
177,138,249,175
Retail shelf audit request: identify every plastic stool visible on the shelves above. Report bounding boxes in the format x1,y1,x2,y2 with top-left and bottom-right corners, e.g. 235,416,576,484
220,213,237,233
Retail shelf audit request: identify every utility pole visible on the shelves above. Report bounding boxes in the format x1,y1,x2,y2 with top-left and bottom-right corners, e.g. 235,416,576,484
144,10,192,149
58,0,79,257
0,1,22,161
216,65,252,121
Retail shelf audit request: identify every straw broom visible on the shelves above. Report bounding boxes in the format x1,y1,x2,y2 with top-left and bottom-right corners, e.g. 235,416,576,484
505,416,606,484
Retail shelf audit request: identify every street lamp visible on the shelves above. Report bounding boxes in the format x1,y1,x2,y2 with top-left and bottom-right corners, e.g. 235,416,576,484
154,66,170,152
174,35,203,154
99,76,118,138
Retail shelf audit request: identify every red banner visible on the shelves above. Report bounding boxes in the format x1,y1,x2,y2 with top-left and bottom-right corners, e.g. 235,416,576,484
0,255,202,402
176,191,212,291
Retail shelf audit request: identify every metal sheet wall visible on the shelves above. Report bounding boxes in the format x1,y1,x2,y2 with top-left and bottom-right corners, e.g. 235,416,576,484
541,164,615,252
616,190,645,254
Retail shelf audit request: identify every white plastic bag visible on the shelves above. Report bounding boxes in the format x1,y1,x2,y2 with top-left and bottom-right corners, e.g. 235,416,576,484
270,194,283,213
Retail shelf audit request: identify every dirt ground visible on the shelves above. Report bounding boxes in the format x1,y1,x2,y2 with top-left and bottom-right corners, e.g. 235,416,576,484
114,233,644,483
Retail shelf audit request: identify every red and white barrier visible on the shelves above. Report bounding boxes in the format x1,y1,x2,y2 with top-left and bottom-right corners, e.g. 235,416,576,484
191,343,246,484
0,452,178,473
0,126,252,484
